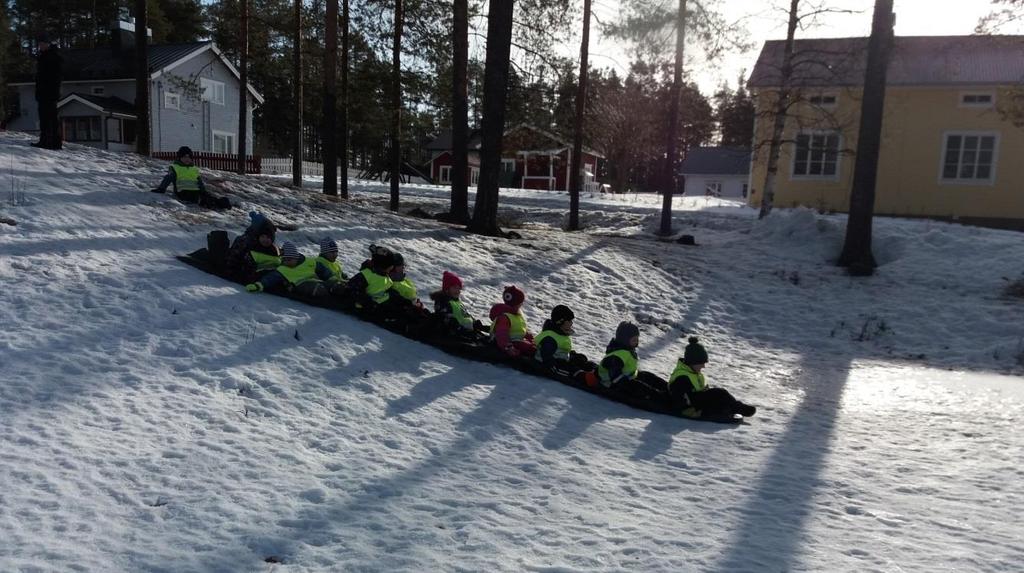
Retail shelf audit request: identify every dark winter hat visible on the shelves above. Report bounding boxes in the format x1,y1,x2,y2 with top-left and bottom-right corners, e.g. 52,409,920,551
281,242,301,260
319,237,338,256
683,336,709,365
615,321,640,344
391,252,405,267
502,285,525,307
550,305,575,325
248,211,276,238
176,146,193,160
369,244,393,268
442,271,463,290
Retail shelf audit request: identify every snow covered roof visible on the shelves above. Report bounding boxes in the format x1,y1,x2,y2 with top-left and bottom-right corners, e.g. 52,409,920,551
749,35,1024,88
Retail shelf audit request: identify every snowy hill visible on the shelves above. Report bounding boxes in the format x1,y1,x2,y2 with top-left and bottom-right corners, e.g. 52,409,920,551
1,131,1022,572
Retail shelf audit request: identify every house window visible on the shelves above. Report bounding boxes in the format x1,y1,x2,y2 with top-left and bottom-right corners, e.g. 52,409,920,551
808,94,838,108
201,78,226,105
501,159,516,173
742,183,749,198
123,120,137,144
439,165,452,183
941,133,998,182
164,92,181,110
471,168,480,186
960,93,994,107
705,181,723,197
212,131,236,154
91,86,105,96
61,116,102,142
793,132,841,178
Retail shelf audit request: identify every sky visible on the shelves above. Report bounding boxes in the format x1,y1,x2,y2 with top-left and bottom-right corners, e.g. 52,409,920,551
584,0,1024,94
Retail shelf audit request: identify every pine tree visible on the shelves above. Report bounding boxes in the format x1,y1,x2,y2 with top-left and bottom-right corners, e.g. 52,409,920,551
237,0,249,173
135,0,151,155
292,0,303,187
323,0,339,195
389,0,403,211
567,0,592,231
447,0,470,223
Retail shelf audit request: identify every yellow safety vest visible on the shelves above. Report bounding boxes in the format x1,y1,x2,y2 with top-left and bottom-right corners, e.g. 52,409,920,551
534,330,572,361
250,250,281,272
598,349,638,384
361,268,392,305
490,311,528,341
171,164,201,192
391,277,418,301
276,257,319,286
668,361,706,393
316,256,343,281
449,299,474,329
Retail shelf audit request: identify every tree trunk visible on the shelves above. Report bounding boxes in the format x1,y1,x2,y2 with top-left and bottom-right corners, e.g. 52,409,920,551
449,0,470,222
323,0,338,195
838,0,894,275
389,0,403,211
340,0,350,199
292,0,303,188
568,0,592,231
758,0,799,219
237,0,249,174
658,0,686,236
134,0,150,156
469,0,515,236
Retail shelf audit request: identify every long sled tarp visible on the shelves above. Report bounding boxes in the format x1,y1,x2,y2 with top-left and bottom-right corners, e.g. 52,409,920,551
178,250,736,423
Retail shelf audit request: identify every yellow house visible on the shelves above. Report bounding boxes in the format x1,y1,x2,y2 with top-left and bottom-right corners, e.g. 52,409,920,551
747,35,1024,229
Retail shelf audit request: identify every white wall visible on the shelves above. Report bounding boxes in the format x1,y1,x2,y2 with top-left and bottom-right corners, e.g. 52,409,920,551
682,174,749,198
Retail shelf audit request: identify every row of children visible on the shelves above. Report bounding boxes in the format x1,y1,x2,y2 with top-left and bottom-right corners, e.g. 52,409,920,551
216,212,755,421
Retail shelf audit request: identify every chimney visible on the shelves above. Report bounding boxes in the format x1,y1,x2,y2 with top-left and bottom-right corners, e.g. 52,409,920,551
111,13,153,51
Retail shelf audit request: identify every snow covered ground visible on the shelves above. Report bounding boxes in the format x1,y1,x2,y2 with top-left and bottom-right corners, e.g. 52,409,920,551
1,131,1022,572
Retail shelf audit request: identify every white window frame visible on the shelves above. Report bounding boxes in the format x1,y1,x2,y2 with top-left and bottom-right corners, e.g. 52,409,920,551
439,165,452,183
501,158,516,173
212,130,236,154
91,86,105,96
164,91,181,110
807,92,838,109
200,78,226,106
938,131,999,186
471,167,480,186
704,181,723,197
791,130,843,180
959,92,995,108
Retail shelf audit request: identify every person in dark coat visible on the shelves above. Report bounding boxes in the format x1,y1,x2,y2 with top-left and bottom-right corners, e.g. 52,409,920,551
533,305,597,383
32,33,63,150
597,321,670,400
224,212,281,283
667,337,756,420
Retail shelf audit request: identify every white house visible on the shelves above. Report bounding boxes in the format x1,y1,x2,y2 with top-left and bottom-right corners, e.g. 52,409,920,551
680,147,752,198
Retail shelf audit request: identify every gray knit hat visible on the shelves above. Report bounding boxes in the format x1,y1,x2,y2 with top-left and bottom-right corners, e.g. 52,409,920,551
319,237,338,256
281,242,301,260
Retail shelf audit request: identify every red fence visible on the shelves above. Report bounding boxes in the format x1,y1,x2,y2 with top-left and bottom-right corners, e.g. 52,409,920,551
152,151,262,174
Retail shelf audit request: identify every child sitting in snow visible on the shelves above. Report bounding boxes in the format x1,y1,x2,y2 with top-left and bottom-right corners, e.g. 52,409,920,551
667,337,756,421
245,242,337,297
430,271,484,338
315,237,347,285
225,212,281,283
151,146,231,209
534,305,597,383
489,285,536,358
387,252,427,314
597,321,670,399
342,244,396,313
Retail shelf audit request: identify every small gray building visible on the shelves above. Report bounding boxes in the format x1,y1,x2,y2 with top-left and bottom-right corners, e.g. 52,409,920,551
7,18,263,154
680,147,752,198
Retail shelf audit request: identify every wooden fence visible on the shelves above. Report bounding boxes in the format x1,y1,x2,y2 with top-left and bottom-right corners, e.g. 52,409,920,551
152,151,262,174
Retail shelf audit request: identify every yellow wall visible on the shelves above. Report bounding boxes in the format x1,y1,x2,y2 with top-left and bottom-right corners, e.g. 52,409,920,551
748,86,1024,224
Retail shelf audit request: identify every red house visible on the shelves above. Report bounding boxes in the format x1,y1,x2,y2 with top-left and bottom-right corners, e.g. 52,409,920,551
426,124,604,192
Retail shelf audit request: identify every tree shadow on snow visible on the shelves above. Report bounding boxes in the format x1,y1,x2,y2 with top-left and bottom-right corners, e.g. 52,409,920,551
385,366,481,417
709,356,850,573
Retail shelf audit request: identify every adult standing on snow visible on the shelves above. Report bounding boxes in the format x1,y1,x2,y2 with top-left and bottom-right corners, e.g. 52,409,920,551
32,32,63,150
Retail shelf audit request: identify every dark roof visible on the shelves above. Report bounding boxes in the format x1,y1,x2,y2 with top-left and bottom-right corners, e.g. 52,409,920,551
59,93,136,115
680,147,751,176
19,42,209,82
749,35,1024,88
425,129,483,151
